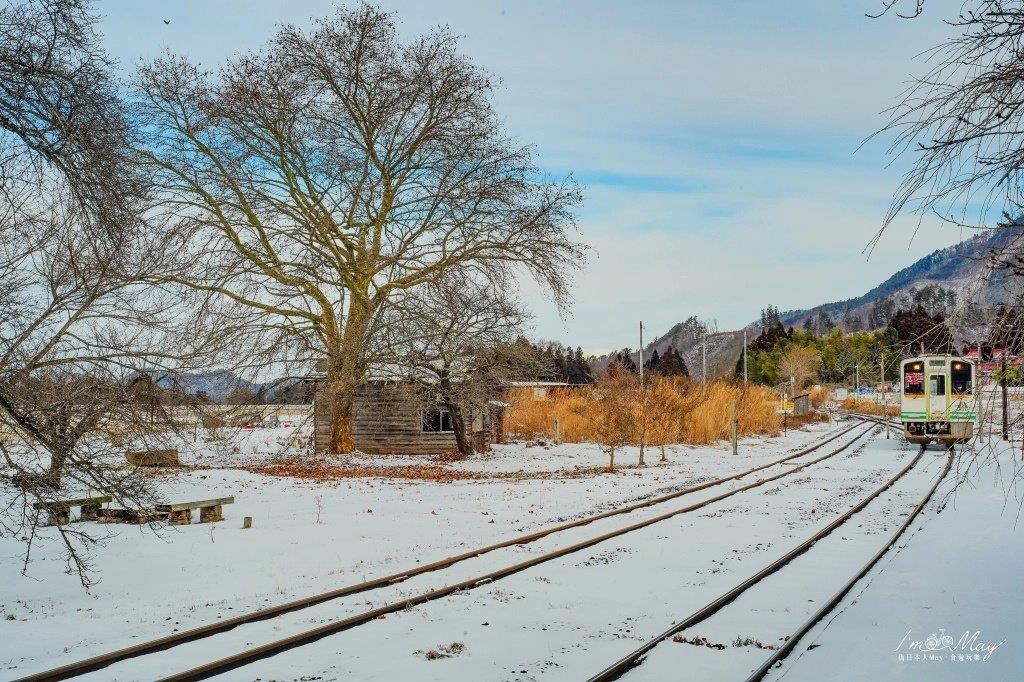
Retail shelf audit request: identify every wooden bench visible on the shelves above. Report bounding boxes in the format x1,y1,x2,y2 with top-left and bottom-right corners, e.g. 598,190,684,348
155,497,234,525
32,495,113,526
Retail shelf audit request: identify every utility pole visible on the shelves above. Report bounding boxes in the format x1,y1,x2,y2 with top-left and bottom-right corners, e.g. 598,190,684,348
855,363,859,393
639,321,644,387
781,385,787,436
742,330,748,384
1002,349,1009,441
881,354,889,438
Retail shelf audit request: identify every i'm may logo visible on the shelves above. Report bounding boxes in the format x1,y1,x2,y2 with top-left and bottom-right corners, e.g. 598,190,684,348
894,629,1006,663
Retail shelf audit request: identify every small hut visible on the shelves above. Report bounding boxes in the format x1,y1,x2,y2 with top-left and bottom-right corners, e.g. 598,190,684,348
312,378,505,455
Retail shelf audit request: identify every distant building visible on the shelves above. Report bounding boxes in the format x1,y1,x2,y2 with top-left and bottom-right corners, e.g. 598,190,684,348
505,380,572,400
792,393,811,416
963,346,1021,386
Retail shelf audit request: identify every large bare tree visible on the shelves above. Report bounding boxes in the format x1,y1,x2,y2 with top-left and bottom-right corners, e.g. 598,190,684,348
134,4,585,452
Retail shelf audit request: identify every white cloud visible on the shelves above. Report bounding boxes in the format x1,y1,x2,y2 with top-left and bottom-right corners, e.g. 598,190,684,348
98,0,971,348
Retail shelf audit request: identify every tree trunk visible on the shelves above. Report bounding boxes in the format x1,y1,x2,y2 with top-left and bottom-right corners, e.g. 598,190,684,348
46,446,68,490
440,375,473,458
447,400,473,458
328,392,353,454
325,301,374,454
660,444,667,463
607,445,615,472
638,441,645,466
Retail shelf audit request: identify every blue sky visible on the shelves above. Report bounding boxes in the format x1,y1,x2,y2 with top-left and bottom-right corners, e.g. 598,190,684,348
97,0,969,351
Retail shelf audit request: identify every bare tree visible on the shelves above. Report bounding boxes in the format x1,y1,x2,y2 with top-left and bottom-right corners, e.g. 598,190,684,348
381,275,531,458
134,4,585,452
873,1,1024,243
0,0,218,586
0,0,141,225
646,376,685,463
593,366,638,472
778,345,822,390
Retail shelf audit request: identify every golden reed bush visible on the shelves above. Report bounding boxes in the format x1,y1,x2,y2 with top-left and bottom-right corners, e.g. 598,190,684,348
506,386,599,442
808,385,828,408
841,396,898,417
505,378,782,446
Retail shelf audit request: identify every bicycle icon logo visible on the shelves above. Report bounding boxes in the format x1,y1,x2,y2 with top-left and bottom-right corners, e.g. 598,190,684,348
924,629,955,650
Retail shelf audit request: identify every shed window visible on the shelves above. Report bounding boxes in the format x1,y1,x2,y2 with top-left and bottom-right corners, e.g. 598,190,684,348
422,409,453,432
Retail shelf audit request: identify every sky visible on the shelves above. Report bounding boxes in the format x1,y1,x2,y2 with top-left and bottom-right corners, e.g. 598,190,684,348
97,0,969,353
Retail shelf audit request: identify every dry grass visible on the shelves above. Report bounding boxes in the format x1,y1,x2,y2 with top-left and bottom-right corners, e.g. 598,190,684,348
841,396,898,417
506,379,782,446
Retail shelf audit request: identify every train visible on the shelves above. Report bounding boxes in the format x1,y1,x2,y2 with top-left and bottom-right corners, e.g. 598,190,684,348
900,355,976,445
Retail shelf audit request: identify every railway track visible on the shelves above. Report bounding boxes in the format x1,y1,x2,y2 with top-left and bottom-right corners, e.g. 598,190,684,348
744,445,954,682
19,420,875,682
585,443,953,682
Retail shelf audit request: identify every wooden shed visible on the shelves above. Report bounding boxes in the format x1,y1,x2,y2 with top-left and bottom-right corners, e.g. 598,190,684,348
792,393,811,416
313,379,505,455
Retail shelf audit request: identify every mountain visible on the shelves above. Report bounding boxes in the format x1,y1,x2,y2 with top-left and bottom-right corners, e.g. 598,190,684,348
776,226,1024,334
589,317,744,380
597,225,1024,377
154,370,265,403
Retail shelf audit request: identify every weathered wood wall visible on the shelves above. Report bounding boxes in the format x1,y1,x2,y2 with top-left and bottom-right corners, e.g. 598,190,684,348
313,380,494,455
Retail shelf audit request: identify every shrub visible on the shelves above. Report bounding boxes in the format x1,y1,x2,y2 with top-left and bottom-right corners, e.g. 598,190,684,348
505,377,782,448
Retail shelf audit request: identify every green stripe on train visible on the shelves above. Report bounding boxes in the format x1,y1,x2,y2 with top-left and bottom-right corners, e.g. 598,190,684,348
900,412,976,420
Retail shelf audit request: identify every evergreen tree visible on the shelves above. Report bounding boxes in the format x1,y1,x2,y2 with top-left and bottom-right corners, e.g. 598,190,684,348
573,347,594,384
736,305,792,377
888,305,955,356
553,346,568,381
660,347,689,377
644,349,662,375
612,348,638,374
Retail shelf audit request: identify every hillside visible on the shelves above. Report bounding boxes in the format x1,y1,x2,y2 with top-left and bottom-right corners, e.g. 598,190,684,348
777,225,1024,333
607,225,1024,377
590,317,743,380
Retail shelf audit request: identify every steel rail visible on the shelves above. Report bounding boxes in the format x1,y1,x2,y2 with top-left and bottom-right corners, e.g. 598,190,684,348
149,424,877,682
585,442,926,682
16,421,869,682
743,446,954,682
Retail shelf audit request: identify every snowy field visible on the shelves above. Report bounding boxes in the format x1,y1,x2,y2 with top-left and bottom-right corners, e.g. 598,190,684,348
1,418,1022,681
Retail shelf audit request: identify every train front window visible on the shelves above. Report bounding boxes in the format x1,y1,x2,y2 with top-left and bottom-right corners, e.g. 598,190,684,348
903,363,924,396
930,375,945,397
951,362,972,394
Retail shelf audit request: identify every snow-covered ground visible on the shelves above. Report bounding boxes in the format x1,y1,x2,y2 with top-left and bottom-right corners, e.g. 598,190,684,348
762,441,1024,681
2,418,1021,681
